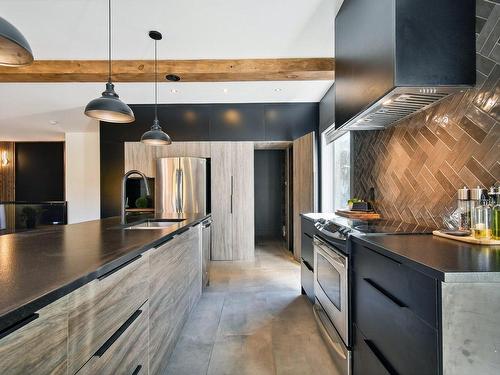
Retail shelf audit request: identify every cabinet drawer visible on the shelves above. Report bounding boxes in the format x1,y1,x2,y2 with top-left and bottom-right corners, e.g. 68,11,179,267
77,301,148,375
68,254,149,374
0,297,68,375
301,216,316,236
301,231,314,267
353,324,391,375
352,241,437,327
149,228,199,374
354,272,439,375
301,260,314,303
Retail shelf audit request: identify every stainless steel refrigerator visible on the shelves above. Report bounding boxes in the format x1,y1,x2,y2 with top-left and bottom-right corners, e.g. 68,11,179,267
155,157,207,216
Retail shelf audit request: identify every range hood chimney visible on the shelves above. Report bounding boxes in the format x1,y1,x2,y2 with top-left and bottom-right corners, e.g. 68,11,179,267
328,0,475,142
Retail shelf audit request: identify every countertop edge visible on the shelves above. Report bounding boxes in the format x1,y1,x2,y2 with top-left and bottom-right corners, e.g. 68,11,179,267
0,215,209,333
350,234,446,281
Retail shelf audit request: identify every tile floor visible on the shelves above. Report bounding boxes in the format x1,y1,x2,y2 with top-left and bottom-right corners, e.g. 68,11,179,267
165,241,340,375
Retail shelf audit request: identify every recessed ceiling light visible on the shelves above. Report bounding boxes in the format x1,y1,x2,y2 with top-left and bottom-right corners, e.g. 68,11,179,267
49,120,58,125
171,89,179,94
274,88,282,92
223,88,229,93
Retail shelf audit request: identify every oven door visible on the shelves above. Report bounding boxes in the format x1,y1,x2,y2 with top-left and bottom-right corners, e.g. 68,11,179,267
313,236,348,346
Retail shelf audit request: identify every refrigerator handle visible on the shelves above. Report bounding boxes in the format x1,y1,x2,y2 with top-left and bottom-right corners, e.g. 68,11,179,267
176,169,183,214
230,175,233,214
179,169,184,213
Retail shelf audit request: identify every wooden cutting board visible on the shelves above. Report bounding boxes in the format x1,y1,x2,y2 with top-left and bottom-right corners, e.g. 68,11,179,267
335,209,381,220
433,230,500,245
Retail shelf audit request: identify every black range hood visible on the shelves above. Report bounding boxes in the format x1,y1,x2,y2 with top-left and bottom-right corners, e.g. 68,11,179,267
329,0,475,141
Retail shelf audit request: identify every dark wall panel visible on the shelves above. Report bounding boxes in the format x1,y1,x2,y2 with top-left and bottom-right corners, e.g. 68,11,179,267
101,102,319,218
210,104,265,141
15,142,65,202
264,103,318,140
100,140,124,218
254,150,285,240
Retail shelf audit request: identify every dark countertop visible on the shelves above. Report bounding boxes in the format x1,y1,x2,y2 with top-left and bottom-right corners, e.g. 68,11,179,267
0,214,209,332
351,234,500,282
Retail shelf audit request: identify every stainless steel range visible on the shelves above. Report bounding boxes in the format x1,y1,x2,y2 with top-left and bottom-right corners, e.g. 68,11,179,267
311,216,434,374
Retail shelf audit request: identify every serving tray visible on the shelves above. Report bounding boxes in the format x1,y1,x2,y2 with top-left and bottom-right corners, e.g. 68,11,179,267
433,230,500,245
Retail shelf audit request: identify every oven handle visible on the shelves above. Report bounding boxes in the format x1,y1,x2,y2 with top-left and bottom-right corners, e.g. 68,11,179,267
313,304,347,360
314,237,346,269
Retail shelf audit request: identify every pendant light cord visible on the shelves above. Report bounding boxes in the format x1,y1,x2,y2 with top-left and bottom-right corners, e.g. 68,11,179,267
154,38,158,121
108,0,112,82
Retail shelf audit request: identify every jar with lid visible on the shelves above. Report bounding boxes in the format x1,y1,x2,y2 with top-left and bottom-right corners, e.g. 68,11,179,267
472,190,491,239
457,186,471,231
491,187,500,240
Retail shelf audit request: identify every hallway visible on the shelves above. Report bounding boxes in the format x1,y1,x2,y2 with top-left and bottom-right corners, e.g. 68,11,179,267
165,241,339,375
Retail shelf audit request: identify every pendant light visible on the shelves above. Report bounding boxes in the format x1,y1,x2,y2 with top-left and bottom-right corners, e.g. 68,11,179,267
140,31,172,146
84,0,134,123
0,16,33,67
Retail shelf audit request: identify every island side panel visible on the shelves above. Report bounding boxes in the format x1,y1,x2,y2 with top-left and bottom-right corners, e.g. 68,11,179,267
442,282,500,375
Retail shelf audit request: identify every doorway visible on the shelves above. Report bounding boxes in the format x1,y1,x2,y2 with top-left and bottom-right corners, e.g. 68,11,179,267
254,149,289,248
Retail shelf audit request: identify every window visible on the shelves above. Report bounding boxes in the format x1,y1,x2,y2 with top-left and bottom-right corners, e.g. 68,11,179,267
333,132,350,211
321,130,350,212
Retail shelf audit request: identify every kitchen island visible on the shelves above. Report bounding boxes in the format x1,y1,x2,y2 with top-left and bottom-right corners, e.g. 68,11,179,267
0,214,209,374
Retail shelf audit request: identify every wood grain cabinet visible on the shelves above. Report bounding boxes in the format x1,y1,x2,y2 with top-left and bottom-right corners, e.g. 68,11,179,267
0,297,68,375
76,301,149,375
67,254,149,374
149,225,202,375
210,142,254,260
0,223,204,375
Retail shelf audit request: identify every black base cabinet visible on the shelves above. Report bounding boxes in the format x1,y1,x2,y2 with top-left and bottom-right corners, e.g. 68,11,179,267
300,216,316,302
352,241,440,375
353,324,391,375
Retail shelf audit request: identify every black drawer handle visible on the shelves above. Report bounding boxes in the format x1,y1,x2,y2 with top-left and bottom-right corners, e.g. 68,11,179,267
302,259,314,271
0,313,39,340
132,365,142,375
94,309,143,357
304,232,313,239
364,339,399,375
364,278,407,309
98,255,142,281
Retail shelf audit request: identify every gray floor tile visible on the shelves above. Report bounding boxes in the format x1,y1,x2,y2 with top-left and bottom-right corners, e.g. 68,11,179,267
166,241,340,375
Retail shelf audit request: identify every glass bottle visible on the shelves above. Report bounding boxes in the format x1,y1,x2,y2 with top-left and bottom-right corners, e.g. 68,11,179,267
470,187,484,230
473,191,491,240
457,186,470,231
491,187,500,240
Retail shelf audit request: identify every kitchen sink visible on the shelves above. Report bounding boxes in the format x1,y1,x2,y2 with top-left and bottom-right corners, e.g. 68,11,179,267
124,219,185,230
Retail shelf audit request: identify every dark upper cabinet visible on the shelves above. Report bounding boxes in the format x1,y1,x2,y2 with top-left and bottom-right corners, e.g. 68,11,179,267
319,84,335,134
158,105,211,141
264,103,318,141
210,104,265,141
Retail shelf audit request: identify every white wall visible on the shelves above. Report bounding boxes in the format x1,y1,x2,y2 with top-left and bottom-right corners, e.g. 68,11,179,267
65,132,100,224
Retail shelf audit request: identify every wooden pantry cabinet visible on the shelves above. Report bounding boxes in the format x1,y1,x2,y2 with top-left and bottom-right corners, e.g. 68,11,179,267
0,224,202,375
210,142,254,260
123,141,256,261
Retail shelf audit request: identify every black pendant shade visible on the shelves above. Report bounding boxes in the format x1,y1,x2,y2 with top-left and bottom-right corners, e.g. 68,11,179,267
0,16,33,67
84,81,135,123
140,118,172,145
84,0,134,123
141,30,172,146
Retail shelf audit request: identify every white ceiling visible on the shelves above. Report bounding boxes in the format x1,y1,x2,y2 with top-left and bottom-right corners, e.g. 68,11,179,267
0,0,340,141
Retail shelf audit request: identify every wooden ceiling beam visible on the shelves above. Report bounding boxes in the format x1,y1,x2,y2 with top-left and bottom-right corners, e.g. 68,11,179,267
0,58,334,82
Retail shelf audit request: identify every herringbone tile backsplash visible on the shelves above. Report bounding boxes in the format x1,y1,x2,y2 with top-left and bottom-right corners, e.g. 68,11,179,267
352,0,500,228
